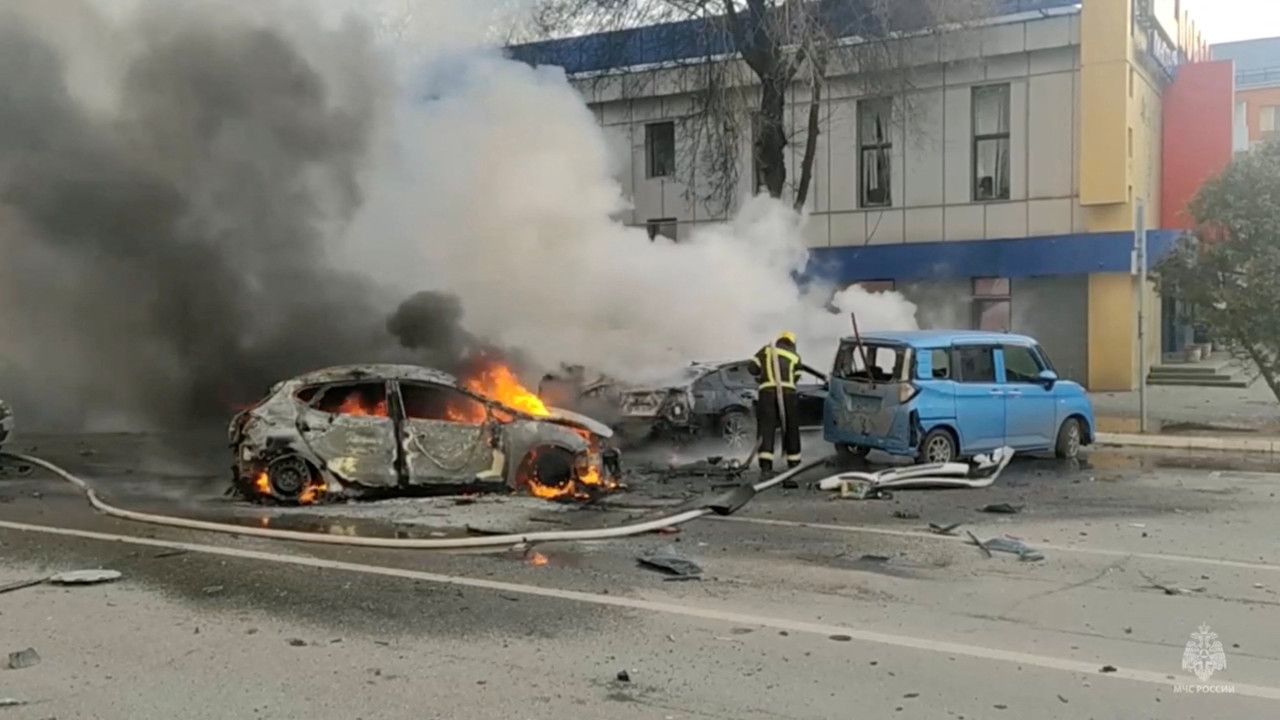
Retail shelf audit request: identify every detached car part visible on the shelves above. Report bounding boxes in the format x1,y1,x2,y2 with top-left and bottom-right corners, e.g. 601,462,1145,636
817,446,1015,492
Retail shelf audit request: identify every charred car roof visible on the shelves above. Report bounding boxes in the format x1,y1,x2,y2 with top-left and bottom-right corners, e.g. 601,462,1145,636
285,364,460,388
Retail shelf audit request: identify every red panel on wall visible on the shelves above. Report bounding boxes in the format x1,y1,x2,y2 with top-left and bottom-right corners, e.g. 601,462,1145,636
1161,60,1235,230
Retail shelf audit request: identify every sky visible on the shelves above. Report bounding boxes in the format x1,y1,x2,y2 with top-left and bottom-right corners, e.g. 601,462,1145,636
1181,0,1280,43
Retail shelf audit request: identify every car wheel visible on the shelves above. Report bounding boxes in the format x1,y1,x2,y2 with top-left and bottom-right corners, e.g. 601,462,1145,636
919,429,957,464
267,455,313,500
1055,417,1083,459
718,409,755,451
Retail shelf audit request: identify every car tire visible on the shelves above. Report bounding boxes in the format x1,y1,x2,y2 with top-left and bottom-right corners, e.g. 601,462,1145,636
919,428,957,464
1054,417,1083,460
718,409,756,452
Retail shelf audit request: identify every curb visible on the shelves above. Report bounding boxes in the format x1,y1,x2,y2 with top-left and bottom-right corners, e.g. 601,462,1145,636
1095,432,1279,454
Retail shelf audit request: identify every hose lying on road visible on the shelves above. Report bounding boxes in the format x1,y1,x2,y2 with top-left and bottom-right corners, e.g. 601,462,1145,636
0,451,828,550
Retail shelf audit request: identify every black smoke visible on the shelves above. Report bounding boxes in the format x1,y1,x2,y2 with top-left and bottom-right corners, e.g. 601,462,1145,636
0,5,495,431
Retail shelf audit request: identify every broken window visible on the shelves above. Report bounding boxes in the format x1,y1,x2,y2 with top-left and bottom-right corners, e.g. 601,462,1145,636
314,382,388,417
954,346,996,383
972,277,1011,332
1002,345,1044,383
399,382,487,424
720,362,755,389
295,385,320,404
928,349,952,380
858,98,893,208
645,121,675,178
646,218,678,242
973,84,1011,201
835,343,904,382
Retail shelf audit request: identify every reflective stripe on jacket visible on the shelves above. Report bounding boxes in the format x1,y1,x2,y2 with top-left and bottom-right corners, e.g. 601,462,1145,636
750,344,801,389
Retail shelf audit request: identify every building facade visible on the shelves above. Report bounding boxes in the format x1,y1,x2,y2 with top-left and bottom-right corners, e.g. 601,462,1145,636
1213,37,1280,153
512,0,1231,390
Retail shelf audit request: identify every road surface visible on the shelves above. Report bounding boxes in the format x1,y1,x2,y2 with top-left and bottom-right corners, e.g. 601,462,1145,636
1,431,1277,718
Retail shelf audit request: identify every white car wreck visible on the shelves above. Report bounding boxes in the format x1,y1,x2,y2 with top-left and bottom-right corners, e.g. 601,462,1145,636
228,364,619,504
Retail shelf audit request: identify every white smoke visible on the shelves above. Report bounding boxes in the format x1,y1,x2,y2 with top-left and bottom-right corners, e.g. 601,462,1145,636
342,13,919,382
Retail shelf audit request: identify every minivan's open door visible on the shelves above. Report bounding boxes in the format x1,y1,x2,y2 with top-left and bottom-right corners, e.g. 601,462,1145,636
826,341,917,453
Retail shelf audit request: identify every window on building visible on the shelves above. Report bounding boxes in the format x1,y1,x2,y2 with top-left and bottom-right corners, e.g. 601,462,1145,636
646,218,678,242
645,121,676,178
972,84,1011,202
954,346,996,383
858,98,893,207
972,277,1011,332
1261,106,1278,137
750,112,766,193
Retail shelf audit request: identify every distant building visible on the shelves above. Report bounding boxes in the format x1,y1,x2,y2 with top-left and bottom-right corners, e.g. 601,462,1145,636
1213,37,1280,152
510,0,1232,391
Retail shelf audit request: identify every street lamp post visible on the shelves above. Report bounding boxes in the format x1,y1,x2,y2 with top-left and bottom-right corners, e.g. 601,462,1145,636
1135,199,1149,433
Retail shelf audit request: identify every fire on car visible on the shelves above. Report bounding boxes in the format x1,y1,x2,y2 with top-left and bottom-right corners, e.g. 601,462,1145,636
228,361,620,505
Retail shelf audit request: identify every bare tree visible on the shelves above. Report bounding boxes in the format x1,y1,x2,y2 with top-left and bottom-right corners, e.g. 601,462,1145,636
516,0,992,216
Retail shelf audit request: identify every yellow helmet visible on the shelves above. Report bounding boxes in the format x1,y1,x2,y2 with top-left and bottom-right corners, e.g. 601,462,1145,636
778,331,797,345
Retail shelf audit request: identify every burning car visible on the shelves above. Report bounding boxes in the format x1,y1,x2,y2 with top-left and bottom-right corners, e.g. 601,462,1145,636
611,360,829,449
228,363,619,504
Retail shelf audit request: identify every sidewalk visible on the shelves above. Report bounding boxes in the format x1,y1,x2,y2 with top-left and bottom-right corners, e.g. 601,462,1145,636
1090,374,1280,452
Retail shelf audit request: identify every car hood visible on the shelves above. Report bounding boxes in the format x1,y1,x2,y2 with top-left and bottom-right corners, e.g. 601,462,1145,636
544,406,614,439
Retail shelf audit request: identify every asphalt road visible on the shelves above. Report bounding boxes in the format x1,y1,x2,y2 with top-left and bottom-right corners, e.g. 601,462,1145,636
1,431,1279,719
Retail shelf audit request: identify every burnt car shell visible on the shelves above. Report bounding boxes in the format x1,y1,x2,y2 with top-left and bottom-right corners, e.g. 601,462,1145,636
228,364,615,503
614,360,828,449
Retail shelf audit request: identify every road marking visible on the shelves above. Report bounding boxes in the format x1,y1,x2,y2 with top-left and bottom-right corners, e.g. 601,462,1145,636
1,518,1279,701
717,516,1280,573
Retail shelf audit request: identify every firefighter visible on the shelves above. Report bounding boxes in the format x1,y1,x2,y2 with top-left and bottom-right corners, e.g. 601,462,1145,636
748,332,803,474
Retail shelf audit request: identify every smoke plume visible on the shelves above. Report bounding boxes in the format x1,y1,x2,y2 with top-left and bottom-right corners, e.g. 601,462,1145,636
0,0,918,433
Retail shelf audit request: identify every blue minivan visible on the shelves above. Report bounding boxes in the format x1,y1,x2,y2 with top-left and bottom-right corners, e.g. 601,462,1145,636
822,331,1095,463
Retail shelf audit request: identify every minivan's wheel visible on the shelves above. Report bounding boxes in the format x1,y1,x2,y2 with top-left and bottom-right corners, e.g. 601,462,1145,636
718,409,755,451
919,429,957,464
1055,418,1083,459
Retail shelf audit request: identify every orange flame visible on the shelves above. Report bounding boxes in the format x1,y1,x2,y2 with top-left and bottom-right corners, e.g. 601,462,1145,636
254,471,270,495
298,479,327,505
338,395,388,417
464,363,549,417
527,551,549,567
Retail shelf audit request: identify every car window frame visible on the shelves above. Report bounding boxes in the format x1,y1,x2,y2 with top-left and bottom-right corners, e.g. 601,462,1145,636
1000,343,1045,384
951,344,999,384
717,362,756,390
395,379,492,423
919,347,954,381
307,380,392,418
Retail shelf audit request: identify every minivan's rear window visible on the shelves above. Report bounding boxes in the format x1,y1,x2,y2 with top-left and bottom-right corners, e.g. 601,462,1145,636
834,343,906,382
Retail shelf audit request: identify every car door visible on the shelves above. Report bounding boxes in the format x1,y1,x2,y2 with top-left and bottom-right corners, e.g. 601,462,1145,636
998,343,1056,449
951,344,1005,452
794,367,828,428
296,380,400,487
396,381,498,484
712,362,758,412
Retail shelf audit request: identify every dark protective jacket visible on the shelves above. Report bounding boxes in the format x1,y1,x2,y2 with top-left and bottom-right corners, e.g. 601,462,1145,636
749,339,801,390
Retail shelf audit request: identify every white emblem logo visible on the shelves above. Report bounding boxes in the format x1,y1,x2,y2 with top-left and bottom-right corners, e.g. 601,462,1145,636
1181,624,1227,682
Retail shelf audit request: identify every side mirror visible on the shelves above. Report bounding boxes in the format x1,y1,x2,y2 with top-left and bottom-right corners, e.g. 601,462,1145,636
1037,369,1058,387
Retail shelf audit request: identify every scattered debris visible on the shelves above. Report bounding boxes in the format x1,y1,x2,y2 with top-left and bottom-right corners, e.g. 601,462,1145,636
0,569,121,596
819,447,1015,495
286,638,307,647
202,585,224,595
1138,571,1195,596
1100,665,1117,673
903,693,919,699
153,550,188,559
858,555,891,564
0,698,27,708
1128,523,1146,528
780,478,800,489
928,522,962,536
1123,627,1133,635
615,670,631,683
966,531,993,558
730,628,754,635
638,545,702,579
980,503,1023,515
892,510,920,520
828,635,852,642
7,648,40,670
1057,695,1069,704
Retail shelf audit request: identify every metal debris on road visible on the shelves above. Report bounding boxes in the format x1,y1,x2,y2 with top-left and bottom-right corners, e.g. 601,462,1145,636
928,522,962,536
819,447,1015,495
828,635,853,642
615,670,631,683
980,503,1023,514
0,698,27,708
0,569,121,596
966,531,992,558
637,545,702,579
982,536,1045,562
7,648,40,670
892,510,920,519
286,638,308,647
202,585,224,595
1099,665,1117,673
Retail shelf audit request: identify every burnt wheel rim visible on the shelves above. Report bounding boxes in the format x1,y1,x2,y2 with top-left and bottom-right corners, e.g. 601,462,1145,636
924,435,953,463
1065,423,1081,456
268,457,310,497
722,414,750,449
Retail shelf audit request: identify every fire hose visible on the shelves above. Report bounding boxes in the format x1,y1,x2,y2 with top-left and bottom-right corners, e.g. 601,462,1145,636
0,450,829,550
